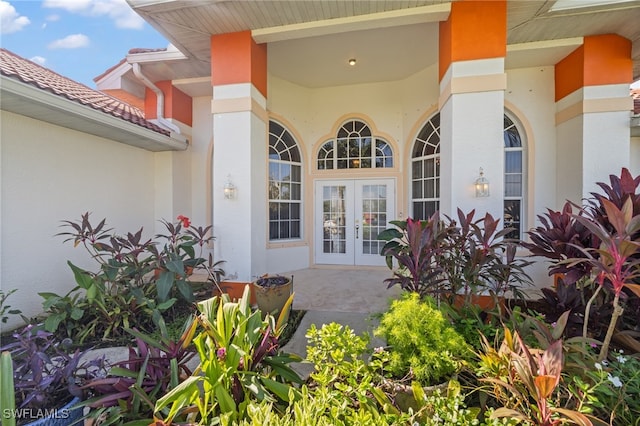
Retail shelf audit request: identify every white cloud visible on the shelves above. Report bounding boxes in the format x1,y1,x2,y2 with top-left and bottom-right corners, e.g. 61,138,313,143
42,14,60,29
30,56,47,65
42,0,93,13
43,0,145,30
48,34,90,49
0,0,30,34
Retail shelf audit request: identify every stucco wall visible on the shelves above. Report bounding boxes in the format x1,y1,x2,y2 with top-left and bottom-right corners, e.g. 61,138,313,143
189,96,214,229
0,111,158,330
266,64,560,290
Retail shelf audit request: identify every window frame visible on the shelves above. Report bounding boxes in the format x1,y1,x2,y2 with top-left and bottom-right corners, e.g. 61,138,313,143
268,120,303,242
317,119,393,170
503,112,526,240
410,113,441,221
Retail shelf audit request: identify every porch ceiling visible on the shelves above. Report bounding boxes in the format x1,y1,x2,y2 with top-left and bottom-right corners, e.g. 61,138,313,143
126,0,640,90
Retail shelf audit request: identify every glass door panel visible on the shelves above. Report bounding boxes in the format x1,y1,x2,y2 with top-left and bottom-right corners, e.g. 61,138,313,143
315,180,354,265
355,180,394,266
322,185,347,254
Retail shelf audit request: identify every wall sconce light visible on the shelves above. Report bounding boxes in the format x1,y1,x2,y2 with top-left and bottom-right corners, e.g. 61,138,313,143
475,167,490,197
348,58,357,66
223,175,236,200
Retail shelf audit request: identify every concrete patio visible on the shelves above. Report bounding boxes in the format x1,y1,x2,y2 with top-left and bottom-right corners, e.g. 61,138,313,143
282,266,401,314
278,267,402,378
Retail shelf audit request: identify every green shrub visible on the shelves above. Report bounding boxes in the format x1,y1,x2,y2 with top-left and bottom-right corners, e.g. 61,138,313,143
374,293,471,385
41,213,221,344
582,352,640,425
304,322,394,424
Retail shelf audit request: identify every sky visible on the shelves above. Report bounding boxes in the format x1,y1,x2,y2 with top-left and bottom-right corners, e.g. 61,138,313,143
0,0,169,88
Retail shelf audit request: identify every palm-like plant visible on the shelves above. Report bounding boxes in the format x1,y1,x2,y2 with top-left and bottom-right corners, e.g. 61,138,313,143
478,328,592,426
154,286,302,425
379,214,449,298
524,202,598,285
379,209,531,303
566,198,640,360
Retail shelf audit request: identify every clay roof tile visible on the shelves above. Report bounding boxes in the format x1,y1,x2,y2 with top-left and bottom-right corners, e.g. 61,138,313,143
0,48,169,136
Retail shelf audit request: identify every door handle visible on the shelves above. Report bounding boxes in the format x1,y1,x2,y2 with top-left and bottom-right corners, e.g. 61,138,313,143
355,224,359,239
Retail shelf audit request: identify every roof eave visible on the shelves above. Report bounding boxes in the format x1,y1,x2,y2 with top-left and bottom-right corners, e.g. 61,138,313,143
0,76,188,152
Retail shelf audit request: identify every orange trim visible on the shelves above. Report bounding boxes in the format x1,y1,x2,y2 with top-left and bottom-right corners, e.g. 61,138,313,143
439,0,506,81
144,81,193,126
167,83,193,126
211,31,268,97
584,35,632,87
555,46,585,101
438,14,452,81
144,87,157,120
555,34,632,101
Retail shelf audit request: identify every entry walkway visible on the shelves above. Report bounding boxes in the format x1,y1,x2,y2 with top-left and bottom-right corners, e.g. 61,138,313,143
281,266,401,313
278,267,402,378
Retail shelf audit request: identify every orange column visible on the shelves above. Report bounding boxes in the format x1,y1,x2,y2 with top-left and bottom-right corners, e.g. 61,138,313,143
439,0,506,82
437,1,507,219
554,34,633,205
211,30,267,98
555,34,632,101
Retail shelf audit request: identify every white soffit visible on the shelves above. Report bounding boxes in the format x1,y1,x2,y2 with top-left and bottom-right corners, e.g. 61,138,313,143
173,76,212,97
506,37,584,70
267,23,439,88
252,3,450,43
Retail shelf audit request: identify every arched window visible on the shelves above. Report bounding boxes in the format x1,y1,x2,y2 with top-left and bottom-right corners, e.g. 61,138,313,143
317,119,393,170
411,113,440,220
503,114,525,239
269,121,302,241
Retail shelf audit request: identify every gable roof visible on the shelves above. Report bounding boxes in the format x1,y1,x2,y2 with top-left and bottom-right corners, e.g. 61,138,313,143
0,48,168,136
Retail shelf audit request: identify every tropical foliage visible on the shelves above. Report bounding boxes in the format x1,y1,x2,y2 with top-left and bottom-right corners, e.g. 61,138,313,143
2,169,639,425
379,209,532,303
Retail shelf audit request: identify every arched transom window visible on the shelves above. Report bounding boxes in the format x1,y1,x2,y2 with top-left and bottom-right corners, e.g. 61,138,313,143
269,121,302,241
317,119,393,170
411,113,440,221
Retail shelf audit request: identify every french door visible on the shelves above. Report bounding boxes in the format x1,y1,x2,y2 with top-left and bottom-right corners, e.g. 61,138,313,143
314,179,395,266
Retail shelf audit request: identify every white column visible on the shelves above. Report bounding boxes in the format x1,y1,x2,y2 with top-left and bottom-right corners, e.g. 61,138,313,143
439,58,506,219
556,84,632,205
212,83,268,281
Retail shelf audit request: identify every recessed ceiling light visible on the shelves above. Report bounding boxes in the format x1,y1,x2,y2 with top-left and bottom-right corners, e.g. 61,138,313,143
348,58,356,66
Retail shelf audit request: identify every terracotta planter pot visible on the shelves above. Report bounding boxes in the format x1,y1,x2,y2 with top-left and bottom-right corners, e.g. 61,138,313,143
252,275,293,317
215,281,256,305
453,294,501,310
